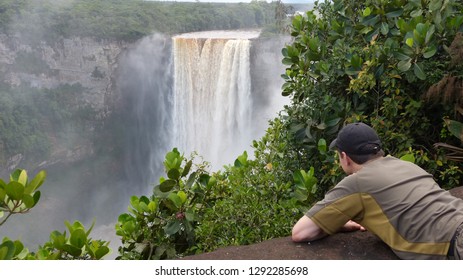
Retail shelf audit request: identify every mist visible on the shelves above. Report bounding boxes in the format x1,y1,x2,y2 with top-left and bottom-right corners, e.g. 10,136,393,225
0,3,290,259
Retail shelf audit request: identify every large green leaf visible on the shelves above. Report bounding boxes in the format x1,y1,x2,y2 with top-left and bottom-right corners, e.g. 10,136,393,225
122,220,136,234
0,241,15,260
413,24,428,46
13,240,27,259
50,231,66,250
405,37,414,47
0,188,6,201
292,188,309,202
234,151,248,167
164,148,182,170
70,228,87,248
207,176,217,188
293,170,306,188
10,170,22,182
22,194,35,208
17,170,28,186
380,22,389,35
282,57,294,66
85,218,96,237
159,179,177,192
400,153,416,163
410,9,423,18
397,59,412,71
386,9,404,18
350,55,362,69
147,200,157,212
445,119,463,141
429,0,443,11
199,174,211,187
362,14,380,26
95,246,110,260
362,7,371,17
13,240,24,256
5,181,24,201
32,191,41,206
308,37,320,52
181,160,192,177
425,25,435,44
168,193,183,209
177,191,187,204
63,244,82,257
413,63,426,80
423,45,437,58
164,220,181,236
153,185,170,198
185,172,196,189
24,170,46,194
318,138,327,152
185,210,199,222
167,168,180,180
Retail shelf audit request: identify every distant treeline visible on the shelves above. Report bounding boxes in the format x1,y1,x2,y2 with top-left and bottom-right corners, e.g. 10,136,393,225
0,0,291,42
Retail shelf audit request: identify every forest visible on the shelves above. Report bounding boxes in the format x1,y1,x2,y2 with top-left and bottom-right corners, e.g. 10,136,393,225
0,0,288,42
1,0,463,260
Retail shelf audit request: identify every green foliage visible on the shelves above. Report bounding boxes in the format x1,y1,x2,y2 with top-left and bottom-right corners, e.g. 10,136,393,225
0,83,97,169
27,220,111,260
1,220,110,260
0,0,282,42
0,169,45,226
279,0,463,194
3,0,463,261
0,169,110,260
433,118,463,176
116,144,318,258
192,149,299,253
116,148,215,259
0,0,27,34
444,118,463,141
0,238,29,260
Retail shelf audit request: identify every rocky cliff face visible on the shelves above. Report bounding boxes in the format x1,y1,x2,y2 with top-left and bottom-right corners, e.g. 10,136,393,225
0,34,127,112
0,34,130,172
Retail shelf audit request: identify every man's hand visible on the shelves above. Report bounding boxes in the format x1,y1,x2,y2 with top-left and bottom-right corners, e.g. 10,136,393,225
340,220,366,232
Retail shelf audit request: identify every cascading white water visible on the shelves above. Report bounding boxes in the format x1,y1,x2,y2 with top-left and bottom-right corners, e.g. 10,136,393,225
172,30,261,169
2,30,289,258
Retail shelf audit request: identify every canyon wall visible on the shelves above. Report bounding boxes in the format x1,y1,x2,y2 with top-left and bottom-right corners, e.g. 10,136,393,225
0,34,130,172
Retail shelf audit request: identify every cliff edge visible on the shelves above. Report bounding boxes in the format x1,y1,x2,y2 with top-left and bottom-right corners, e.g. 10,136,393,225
182,186,463,260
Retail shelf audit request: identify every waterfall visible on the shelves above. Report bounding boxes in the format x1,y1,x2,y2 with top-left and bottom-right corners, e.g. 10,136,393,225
172,30,262,169
1,31,288,257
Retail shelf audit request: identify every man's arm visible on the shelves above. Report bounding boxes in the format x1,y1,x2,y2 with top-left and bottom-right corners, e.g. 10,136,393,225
292,215,327,242
292,216,366,242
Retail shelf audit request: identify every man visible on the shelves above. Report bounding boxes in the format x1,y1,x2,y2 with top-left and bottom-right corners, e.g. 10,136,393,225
292,122,463,259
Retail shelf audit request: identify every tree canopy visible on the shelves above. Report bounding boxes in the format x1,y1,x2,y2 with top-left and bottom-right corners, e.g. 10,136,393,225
279,0,463,195
0,0,282,42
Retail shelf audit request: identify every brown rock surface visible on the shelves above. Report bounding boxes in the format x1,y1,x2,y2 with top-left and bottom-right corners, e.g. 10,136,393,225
181,187,463,260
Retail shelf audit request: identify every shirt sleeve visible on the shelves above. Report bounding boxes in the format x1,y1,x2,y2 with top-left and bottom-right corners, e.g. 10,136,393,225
306,177,364,235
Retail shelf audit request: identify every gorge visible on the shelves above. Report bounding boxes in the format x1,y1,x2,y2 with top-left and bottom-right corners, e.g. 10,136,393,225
0,30,289,254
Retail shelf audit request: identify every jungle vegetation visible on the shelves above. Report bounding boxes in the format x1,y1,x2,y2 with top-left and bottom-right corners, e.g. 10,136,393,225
1,0,463,259
0,0,288,42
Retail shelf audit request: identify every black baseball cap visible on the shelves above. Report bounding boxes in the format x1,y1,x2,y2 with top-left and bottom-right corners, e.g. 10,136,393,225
329,122,382,155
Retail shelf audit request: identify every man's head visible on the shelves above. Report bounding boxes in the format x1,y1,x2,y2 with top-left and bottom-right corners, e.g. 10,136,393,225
330,122,384,165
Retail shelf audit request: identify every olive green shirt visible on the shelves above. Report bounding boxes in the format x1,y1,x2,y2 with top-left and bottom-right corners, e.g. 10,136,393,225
307,156,463,259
